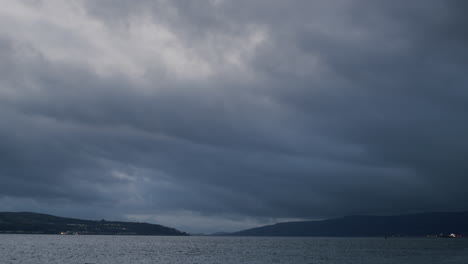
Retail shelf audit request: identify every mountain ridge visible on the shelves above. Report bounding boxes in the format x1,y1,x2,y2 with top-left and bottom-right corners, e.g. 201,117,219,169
228,211,468,237
0,212,188,236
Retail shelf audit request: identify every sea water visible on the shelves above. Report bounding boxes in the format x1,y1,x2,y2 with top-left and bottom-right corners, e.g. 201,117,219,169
1,235,467,263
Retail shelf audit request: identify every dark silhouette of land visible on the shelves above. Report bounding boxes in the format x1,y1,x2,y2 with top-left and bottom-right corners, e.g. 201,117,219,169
229,211,468,237
3,211,468,237
0,212,188,236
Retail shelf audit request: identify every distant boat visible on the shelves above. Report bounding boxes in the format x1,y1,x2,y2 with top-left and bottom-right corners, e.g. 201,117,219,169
437,233,457,238
60,231,79,235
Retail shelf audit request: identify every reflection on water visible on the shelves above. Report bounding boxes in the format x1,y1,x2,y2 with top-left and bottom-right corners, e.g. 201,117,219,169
0,235,467,264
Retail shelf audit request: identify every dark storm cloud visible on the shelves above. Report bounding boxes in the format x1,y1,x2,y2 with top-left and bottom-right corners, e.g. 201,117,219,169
0,0,467,232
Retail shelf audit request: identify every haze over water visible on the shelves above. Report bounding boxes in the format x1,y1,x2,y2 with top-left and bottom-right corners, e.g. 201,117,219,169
1,235,467,264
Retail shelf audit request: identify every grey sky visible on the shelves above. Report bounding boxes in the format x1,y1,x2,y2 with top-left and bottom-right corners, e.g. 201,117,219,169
0,0,467,233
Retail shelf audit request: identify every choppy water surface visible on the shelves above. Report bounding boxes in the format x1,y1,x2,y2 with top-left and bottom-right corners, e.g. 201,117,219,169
1,235,468,264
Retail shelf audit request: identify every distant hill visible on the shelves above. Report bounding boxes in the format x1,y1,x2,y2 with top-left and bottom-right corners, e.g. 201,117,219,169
230,211,468,237
0,212,188,236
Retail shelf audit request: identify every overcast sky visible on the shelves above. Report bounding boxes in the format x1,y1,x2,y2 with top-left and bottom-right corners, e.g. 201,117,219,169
1,0,467,233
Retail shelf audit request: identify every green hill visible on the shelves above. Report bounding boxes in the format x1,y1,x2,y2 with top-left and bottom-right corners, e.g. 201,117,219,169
0,212,188,236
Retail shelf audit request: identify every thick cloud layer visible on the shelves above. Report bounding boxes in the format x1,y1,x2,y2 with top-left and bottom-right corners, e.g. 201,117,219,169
1,0,467,233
